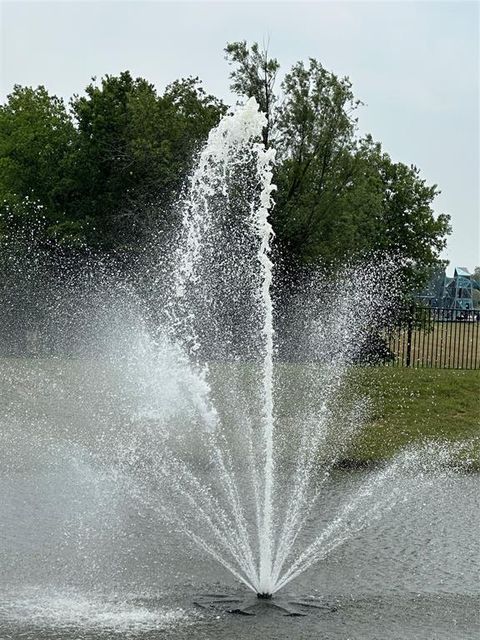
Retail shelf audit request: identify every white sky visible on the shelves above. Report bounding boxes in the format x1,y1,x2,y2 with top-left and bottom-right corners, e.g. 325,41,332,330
1,0,478,273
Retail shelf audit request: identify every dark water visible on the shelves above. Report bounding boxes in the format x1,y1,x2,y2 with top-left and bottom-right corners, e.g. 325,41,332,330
1,359,479,639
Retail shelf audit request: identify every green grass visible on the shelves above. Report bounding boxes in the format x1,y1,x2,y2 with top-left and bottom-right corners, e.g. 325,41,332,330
346,367,480,465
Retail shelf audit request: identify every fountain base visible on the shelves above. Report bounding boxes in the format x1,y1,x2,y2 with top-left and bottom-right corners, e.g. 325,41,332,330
194,593,338,617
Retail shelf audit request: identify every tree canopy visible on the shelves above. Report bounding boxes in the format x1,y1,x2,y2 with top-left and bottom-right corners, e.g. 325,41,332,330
0,72,225,251
225,41,451,290
0,44,451,296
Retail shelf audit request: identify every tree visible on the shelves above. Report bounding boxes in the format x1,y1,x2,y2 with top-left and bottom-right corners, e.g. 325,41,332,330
70,72,225,249
273,59,363,263
163,76,226,153
224,41,451,294
0,73,225,253
372,154,450,291
70,72,163,248
225,41,279,148
0,85,77,236
472,267,480,309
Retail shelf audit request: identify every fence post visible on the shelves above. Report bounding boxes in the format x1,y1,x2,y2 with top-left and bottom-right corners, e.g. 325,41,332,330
406,304,414,367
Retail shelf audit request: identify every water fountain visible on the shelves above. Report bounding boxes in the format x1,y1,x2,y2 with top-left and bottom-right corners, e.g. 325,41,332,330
1,98,478,636
105,98,457,610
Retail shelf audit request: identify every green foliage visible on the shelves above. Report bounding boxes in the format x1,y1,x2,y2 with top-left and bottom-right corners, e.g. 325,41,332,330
225,41,279,147
0,85,76,229
372,155,451,292
472,267,480,308
164,76,227,150
274,59,363,263
0,49,451,296
0,72,225,251
70,72,167,247
70,72,225,248
225,41,451,292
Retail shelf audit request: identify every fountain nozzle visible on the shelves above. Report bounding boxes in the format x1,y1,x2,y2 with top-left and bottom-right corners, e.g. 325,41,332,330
256,592,273,600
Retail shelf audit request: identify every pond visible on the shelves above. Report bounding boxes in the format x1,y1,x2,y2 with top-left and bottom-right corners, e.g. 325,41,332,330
1,358,479,639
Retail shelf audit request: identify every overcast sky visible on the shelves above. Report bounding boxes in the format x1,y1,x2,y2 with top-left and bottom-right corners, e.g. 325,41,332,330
1,0,478,273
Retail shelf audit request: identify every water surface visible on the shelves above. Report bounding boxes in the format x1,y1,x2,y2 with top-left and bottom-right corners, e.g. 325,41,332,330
1,358,478,639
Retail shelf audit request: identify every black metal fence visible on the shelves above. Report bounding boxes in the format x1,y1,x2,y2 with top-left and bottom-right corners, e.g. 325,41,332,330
383,307,480,369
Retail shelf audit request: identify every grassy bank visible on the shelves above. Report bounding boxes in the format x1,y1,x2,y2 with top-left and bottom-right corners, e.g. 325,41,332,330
346,367,480,465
